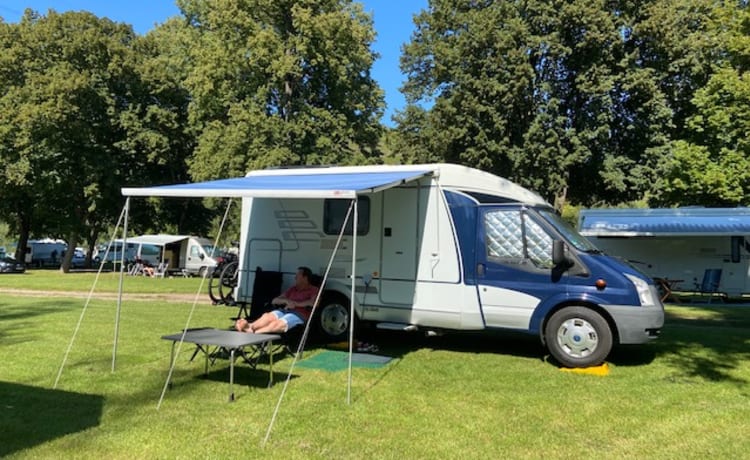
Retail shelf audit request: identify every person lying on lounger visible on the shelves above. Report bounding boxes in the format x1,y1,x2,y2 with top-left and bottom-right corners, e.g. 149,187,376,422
235,266,319,334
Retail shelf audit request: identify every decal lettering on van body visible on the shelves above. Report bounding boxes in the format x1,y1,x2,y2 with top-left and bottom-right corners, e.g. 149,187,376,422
275,210,324,241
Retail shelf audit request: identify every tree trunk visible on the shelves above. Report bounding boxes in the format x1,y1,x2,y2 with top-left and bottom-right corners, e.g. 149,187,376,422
554,186,568,214
60,229,80,273
15,213,31,265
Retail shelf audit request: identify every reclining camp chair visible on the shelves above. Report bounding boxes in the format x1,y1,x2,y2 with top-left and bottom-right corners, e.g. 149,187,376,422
233,266,283,321
153,260,169,278
274,273,323,356
237,268,323,358
128,258,145,276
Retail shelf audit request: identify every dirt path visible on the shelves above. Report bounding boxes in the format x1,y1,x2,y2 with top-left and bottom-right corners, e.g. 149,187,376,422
0,288,211,303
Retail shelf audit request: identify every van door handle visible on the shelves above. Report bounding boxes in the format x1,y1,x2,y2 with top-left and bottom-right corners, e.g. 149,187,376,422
477,263,485,277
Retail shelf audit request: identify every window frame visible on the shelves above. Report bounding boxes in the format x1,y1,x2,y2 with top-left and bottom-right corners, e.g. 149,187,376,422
323,197,370,236
482,207,554,270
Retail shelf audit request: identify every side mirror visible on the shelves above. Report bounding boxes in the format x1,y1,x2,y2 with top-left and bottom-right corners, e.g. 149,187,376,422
199,253,205,260
552,239,571,267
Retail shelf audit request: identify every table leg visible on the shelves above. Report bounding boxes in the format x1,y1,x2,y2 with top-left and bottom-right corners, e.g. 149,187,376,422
268,340,274,388
204,347,209,375
229,348,235,402
167,341,176,389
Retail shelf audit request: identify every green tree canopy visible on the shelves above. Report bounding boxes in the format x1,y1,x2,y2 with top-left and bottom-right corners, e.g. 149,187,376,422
396,0,745,209
177,0,385,180
0,10,143,263
657,3,750,206
0,10,203,266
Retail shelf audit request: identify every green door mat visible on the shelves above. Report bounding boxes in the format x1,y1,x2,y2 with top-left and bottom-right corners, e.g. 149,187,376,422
297,350,393,372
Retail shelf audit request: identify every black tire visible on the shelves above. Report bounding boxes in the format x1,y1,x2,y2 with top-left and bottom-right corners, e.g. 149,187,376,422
208,261,238,305
217,261,238,305
314,293,354,343
207,267,222,304
544,306,613,368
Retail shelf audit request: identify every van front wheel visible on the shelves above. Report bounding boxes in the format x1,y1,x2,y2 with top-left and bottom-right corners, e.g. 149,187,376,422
545,307,612,368
315,293,352,343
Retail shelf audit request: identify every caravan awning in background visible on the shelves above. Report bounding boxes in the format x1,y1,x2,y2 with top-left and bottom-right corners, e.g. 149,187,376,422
579,208,750,236
121,169,434,199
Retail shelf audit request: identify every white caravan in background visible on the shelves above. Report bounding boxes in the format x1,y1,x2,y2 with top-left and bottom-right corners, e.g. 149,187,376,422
579,207,750,297
127,234,218,276
26,238,68,267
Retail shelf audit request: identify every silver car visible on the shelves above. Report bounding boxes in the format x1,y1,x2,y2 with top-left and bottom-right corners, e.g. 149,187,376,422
0,257,25,273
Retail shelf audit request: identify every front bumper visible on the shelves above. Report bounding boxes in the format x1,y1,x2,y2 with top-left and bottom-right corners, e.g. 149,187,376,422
602,303,664,344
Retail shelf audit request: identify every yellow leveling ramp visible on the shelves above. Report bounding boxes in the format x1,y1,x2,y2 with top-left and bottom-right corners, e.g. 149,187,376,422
559,363,610,376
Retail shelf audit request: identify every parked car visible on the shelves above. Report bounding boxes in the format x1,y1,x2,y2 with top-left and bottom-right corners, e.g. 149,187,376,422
71,250,87,268
0,256,25,273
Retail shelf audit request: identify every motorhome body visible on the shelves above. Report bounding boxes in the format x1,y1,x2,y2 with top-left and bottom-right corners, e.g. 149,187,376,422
123,163,664,367
232,164,663,367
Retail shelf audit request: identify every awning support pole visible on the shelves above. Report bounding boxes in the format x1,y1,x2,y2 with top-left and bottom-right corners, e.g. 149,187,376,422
54,202,128,388
263,199,356,446
112,197,130,372
347,198,358,405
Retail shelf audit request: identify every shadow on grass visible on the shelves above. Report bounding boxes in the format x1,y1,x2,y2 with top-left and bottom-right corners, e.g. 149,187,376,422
165,354,300,402
352,327,548,364
350,306,750,378
0,298,82,346
654,306,750,384
0,381,104,457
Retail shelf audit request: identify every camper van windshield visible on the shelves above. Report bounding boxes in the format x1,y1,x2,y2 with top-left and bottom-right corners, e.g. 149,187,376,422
202,244,215,256
538,209,599,252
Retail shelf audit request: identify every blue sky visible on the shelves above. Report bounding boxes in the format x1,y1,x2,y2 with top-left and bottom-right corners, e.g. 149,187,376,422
0,0,427,126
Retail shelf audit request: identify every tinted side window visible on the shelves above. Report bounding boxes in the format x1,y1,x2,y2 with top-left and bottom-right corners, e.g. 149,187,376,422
324,197,370,236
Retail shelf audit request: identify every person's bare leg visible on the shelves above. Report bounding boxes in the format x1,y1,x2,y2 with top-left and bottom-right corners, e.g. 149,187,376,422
254,319,288,334
248,312,278,332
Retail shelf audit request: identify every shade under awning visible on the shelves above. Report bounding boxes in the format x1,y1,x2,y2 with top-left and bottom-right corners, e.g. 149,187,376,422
122,169,434,199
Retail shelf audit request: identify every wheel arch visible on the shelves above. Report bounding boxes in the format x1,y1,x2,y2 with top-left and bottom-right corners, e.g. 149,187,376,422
316,280,361,318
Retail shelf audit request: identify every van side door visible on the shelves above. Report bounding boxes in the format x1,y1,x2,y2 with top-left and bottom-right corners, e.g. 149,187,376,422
476,207,563,329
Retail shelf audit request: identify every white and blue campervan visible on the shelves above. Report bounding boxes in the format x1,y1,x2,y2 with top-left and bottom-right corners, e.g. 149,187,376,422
124,163,664,367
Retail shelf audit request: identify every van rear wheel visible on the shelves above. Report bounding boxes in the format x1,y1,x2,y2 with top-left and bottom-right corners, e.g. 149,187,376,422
315,293,352,343
545,306,612,368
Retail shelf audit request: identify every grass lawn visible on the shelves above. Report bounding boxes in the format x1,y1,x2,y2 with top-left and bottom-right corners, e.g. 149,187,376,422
1,271,749,458
0,269,206,294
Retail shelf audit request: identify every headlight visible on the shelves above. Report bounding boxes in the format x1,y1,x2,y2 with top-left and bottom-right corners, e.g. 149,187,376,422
625,273,657,306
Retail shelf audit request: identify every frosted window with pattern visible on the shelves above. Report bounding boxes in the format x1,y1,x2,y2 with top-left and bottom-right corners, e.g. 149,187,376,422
484,210,553,268
485,210,524,260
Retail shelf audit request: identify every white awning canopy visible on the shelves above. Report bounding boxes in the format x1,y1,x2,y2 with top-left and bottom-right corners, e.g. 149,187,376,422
127,234,190,246
122,169,434,199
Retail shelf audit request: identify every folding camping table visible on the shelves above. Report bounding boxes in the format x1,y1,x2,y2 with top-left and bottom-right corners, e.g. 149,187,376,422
161,329,280,402
653,277,684,303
